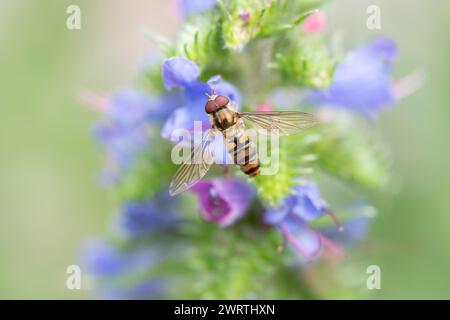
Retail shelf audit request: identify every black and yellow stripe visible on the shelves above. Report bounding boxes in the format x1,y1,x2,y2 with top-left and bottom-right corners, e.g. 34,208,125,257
225,127,260,177
211,103,260,177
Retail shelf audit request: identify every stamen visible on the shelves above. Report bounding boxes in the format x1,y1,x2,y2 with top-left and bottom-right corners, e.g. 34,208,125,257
326,208,344,232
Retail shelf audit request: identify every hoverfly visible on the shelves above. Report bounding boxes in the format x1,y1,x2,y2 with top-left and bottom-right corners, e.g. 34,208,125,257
169,92,318,196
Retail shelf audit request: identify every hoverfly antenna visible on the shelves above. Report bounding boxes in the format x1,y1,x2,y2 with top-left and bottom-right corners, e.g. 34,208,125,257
205,88,217,100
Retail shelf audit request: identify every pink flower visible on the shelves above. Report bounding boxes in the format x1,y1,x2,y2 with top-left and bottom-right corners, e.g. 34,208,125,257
255,103,274,112
264,182,345,261
191,177,255,227
301,11,326,34
239,10,250,23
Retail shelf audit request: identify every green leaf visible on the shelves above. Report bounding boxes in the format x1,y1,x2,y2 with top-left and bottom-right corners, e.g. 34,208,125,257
170,214,316,299
174,15,230,71
259,9,318,37
272,34,335,89
221,0,325,50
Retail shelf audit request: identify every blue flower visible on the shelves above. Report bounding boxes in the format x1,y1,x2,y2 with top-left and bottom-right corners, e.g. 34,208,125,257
118,192,180,238
321,202,375,246
265,183,328,225
94,89,181,184
161,57,241,141
162,57,202,90
190,177,255,227
264,182,329,260
177,0,217,16
308,38,398,117
106,89,178,125
161,57,241,165
80,239,158,278
94,121,149,184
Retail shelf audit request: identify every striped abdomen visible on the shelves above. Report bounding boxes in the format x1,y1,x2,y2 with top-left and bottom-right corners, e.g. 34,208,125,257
223,120,260,177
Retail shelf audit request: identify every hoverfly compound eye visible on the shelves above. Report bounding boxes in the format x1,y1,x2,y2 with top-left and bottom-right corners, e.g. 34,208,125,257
215,95,229,108
205,100,217,114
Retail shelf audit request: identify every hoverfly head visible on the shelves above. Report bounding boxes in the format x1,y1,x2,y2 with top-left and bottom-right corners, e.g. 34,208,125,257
205,90,229,114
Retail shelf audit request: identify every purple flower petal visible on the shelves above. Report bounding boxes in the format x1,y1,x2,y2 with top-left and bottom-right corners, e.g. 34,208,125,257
160,58,242,163
308,38,398,117
161,107,191,140
93,121,149,179
191,178,254,227
264,182,327,224
279,217,321,260
107,89,180,125
322,216,370,245
208,75,242,106
160,59,242,141
177,0,217,16
94,88,183,184
291,183,328,222
162,57,200,90
107,89,150,125
321,202,375,246
118,192,180,238
264,199,292,225
367,37,398,62
80,239,157,277
264,181,329,260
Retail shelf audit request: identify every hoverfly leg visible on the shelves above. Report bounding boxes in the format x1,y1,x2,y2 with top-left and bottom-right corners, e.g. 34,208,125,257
223,165,231,176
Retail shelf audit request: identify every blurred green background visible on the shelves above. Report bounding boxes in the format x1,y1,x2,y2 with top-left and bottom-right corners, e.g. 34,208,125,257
0,0,449,299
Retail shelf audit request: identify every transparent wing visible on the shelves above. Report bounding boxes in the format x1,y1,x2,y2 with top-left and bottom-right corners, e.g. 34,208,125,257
169,129,218,196
238,111,318,136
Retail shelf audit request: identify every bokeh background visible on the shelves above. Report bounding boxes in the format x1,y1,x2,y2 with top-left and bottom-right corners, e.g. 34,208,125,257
0,0,449,299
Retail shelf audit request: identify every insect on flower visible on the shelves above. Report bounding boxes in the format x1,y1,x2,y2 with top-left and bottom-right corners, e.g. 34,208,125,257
169,91,318,196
